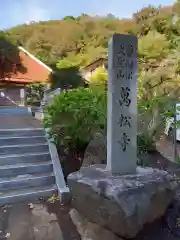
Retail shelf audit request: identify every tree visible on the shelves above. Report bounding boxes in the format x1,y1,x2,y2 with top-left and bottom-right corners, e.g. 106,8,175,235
26,83,45,106
106,13,117,19
173,0,180,16
133,6,159,23
138,31,170,67
50,57,85,89
63,16,75,20
0,34,27,81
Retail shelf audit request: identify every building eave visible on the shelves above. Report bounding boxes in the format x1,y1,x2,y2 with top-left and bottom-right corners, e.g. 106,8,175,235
0,77,48,84
81,56,108,70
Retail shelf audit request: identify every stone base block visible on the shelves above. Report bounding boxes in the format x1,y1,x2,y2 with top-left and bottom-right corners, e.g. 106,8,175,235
70,208,123,240
67,164,178,238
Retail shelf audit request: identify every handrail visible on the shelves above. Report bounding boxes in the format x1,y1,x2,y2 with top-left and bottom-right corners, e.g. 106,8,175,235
0,91,19,106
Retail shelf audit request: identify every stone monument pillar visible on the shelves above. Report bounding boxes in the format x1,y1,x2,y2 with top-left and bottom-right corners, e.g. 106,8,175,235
67,34,178,239
107,34,138,175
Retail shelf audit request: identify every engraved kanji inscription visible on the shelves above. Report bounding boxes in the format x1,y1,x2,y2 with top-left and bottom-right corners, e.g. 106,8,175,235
126,44,134,57
117,114,131,128
116,69,125,79
118,87,131,107
126,59,134,70
116,57,134,71
116,69,132,80
126,72,132,80
116,56,126,67
117,44,126,57
116,44,134,58
118,133,130,152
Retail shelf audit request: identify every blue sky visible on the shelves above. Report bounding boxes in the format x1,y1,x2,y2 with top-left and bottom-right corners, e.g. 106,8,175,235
0,0,176,30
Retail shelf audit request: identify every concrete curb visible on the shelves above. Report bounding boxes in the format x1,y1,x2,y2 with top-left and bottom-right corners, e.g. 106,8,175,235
29,106,71,204
47,138,71,204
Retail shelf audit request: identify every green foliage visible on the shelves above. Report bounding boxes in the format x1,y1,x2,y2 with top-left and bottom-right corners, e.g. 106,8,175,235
50,66,85,89
56,57,82,69
2,4,176,71
88,67,108,89
2,3,180,162
63,16,75,21
138,31,170,63
1,5,170,68
44,85,169,160
133,5,159,23
0,32,27,79
175,156,180,163
173,0,180,16
26,83,45,106
137,133,155,156
44,88,107,150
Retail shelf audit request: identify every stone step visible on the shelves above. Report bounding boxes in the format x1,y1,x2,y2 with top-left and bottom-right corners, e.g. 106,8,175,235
0,136,47,146
0,185,57,205
0,162,53,178
0,152,50,165
0,128,44,137
0,143,49,155
0,107,30,115
0,172,55,191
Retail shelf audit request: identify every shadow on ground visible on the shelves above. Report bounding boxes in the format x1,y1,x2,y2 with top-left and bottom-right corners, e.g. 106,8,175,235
46,201,81,240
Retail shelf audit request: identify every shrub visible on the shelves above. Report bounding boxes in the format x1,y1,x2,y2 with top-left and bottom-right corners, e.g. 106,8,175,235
26,83,45,106
45,84,172,166
44,87,107,151
137,133,156,156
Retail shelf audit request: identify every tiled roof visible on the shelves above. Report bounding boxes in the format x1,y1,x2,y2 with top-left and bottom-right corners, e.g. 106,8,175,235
0,46,52,84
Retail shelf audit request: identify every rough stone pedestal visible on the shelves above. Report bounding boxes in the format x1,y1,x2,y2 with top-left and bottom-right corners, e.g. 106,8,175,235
67,165,178,238
70,208,123,240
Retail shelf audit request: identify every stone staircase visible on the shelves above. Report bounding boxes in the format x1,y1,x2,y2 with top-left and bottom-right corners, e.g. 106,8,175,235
0,128,58,205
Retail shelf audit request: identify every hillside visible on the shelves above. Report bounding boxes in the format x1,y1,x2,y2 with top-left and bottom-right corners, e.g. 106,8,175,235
2,2,180,93
1,4,174,68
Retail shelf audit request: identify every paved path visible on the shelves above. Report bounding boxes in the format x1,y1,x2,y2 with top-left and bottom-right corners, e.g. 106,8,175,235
0,202,80,240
